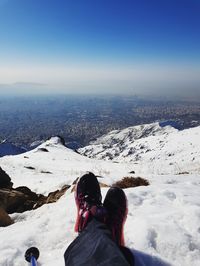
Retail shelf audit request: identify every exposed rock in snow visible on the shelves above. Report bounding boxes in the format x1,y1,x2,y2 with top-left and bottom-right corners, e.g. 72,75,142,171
0,183,70,228
79,123,200,175
0,207,13,227
0,167,13,188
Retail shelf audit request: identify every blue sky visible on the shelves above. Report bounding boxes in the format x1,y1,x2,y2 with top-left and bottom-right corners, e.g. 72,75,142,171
0,0,200,95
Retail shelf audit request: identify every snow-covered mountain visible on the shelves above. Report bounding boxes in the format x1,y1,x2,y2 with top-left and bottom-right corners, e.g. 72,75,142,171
0,134,200,266
79,122,200,175
0,136,134,194
0,140,27,157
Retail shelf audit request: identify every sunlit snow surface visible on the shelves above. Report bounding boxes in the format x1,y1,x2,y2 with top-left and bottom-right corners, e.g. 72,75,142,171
79,123,200,175
0,135,200,266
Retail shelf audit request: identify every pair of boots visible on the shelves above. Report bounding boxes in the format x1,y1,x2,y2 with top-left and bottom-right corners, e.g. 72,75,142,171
74,172,128,247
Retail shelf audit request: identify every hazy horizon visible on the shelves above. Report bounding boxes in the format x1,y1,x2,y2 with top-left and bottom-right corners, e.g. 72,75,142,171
0,0,200,96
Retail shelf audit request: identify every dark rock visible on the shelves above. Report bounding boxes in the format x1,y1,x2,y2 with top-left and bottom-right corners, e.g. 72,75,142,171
129,171,135,174
37,148,49,152
0,167,13,189
24,166,35,170
34,185,70,208
0,188,34,213
0,183,70,227
47,185,69,203
40,170,52,174
0,207,13,227
15,186,39,200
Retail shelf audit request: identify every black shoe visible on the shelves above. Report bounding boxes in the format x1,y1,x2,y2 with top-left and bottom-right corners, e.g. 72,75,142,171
103,187,128,246
74,172,106,232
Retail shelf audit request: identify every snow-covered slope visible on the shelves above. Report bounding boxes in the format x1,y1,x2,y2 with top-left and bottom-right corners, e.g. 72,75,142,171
0,136,200,266
0,137,133,194
83,122,177,147
79,123,200,174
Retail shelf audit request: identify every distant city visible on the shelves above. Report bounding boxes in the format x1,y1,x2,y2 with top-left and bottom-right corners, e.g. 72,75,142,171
0,95,200,148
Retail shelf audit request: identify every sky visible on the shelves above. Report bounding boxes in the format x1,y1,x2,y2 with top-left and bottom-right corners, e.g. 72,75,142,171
0,0,200,95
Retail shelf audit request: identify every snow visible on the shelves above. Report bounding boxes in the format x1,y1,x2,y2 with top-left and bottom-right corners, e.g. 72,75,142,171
79,123,200,175
29,140,44,148
125,175,200,266
0,130,200,265
0,137,134,195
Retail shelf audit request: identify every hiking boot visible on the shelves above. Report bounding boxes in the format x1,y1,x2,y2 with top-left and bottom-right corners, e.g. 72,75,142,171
74,172,106,233
103,187,128,246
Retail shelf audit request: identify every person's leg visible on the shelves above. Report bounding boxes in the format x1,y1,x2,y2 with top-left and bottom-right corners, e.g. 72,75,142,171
103,187,128,246
70,174,133,265
74,172,106,233
103,187,135,265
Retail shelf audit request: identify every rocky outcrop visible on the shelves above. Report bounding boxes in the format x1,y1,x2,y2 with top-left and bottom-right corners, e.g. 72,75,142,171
0,184,70,217
0,207,13,227
37,148,49,152
1,186,45,214
0,167,13,188
0,167,70,227
35,185,69,208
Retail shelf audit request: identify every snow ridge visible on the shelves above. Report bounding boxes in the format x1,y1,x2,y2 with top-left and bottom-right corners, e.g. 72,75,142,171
79,123,200,174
